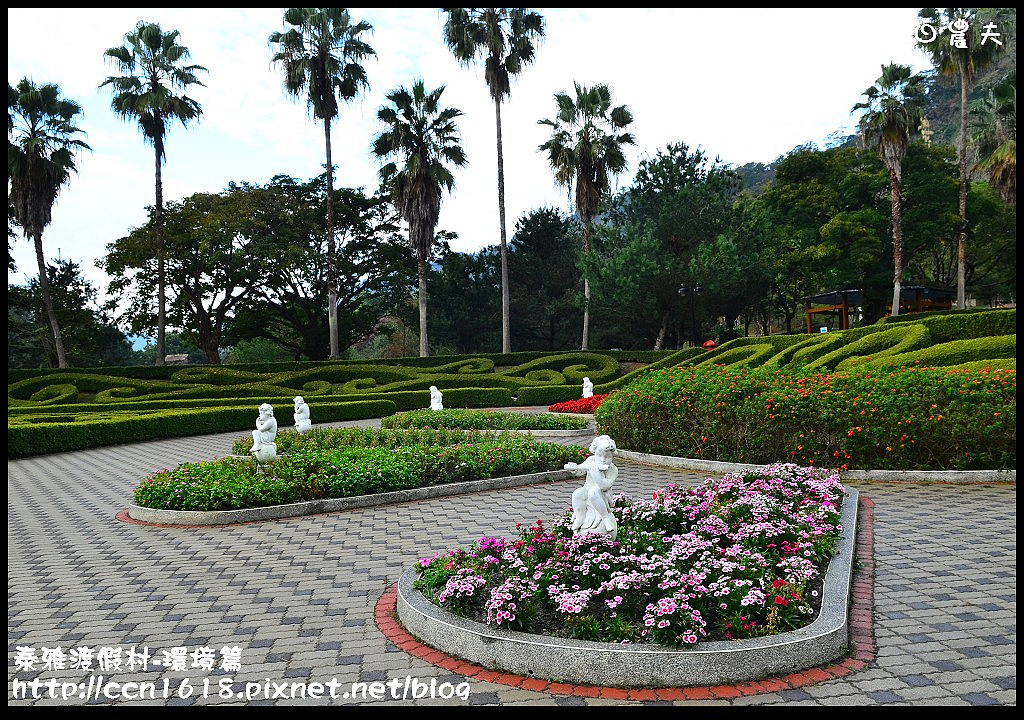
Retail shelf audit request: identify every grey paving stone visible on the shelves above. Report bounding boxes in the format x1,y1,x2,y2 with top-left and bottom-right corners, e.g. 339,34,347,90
6,424,1017,706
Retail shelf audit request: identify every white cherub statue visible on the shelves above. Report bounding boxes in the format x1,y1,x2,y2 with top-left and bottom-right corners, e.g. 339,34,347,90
564,435,618,539
251,403,278,462
293,396,312,434
582,377,594,398
429,385,444,411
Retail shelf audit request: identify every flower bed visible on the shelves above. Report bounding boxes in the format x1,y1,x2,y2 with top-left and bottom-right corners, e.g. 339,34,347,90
135,433,587,512
595,364,1016,471
548,394,609,414
413,463,844,648
381,408,589,431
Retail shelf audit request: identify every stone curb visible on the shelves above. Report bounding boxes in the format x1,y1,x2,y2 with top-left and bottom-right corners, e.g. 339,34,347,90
125,469,575,527
614,449,1016,483
396,488,859,688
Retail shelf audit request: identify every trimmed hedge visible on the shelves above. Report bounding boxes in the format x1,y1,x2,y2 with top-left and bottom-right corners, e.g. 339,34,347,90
8,399,396,459
857,334,1017,369
812,324,933,371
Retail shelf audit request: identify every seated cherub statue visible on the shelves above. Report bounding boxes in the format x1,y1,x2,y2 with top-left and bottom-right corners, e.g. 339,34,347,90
251,403,278,461
293,396,312,434
582,377,594,398
564,434,618,539
429,385,444,411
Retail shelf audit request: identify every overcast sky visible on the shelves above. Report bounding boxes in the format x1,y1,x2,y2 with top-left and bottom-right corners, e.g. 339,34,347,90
8,7,934,297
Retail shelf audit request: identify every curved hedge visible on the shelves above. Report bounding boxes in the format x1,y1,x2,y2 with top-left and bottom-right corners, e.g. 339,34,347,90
8,399,396,459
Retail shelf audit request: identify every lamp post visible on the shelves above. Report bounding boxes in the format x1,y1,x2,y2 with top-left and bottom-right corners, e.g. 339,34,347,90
677,283,702,348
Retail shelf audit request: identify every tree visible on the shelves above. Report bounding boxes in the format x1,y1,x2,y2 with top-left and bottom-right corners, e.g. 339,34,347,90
916,7,1008,308
508,207,581,350
225,176,416,360
852,63,927,317
102,187,263,364
538,82,635,349
426,246,501,354
100,20,206,366
269,7,375,360
969,70,1016,205
372,80,468,357
8,259,133,369
442,7,545,354
8,78,91,368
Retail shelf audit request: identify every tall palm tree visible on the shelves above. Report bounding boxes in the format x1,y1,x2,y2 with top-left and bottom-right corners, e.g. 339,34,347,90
538,82,634,349
442,7,545,354
853,63,927,318
100,20,206,366
8,78,91,368
270,7,375,360
372,80,467,357
916,8,1007,309
969,70,1015,205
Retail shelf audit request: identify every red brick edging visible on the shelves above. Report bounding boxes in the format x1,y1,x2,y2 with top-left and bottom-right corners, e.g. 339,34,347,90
373,496,877,699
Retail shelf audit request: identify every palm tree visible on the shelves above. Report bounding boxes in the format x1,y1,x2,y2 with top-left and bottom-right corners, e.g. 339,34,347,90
372,80,467,357
270,8,375,360
442,8,545,354
8,78,91,368
916,8,1008,309
538,82,634,349
853,63,927,318
969,71,1015,205
100,20,206,366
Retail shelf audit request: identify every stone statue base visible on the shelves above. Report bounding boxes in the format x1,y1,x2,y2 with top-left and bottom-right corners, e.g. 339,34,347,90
251,443,277,463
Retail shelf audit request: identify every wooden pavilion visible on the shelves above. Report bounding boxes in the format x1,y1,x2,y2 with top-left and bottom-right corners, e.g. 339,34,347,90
798,285,956,334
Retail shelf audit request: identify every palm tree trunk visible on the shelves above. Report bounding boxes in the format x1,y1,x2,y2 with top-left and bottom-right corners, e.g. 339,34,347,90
495,97,511,354
890,169,903,318
581,223,591,350
956,67,969,310
34,231,67,368
324,118,340,359
154,143,166,366
417,251,429,357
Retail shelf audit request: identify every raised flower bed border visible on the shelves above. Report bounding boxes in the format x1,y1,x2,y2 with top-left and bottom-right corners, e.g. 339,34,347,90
396,486,859,688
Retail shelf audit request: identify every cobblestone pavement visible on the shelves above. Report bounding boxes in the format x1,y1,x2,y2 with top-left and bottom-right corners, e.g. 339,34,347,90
7,416,1016,706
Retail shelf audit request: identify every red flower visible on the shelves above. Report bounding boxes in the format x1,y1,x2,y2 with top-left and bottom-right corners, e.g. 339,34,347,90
774,596,789,606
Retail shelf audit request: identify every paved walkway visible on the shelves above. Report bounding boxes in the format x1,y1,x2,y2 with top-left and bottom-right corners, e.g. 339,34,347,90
7,416,1016,706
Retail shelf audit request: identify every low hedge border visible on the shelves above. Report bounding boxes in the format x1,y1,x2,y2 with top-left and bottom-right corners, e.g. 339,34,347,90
7,399,396,459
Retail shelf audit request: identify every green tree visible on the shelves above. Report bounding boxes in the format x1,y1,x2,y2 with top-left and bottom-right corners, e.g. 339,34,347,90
100,20,206,366
225,176,415,360
852,62,927,316
442,7,545,353
8,78,91,368
427,246,501,354
916,7,1008,309
969,70,1016,205
508,207,581,350
8,259,133,369
372,80,468,357
584,143,741,349
269,7,376,360
538,82,635,349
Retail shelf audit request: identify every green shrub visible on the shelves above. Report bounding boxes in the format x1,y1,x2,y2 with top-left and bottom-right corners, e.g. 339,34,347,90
381,408,589,431
595,364,1015,471
7,399,395,459
857,335,1016,369
134,436,589,511
815,324,933,371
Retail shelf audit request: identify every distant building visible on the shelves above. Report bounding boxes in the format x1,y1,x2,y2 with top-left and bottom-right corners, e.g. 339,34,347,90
165,354,190,365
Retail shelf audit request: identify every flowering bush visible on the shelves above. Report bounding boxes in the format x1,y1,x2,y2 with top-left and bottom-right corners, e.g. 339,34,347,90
595,364,1015,471
548,394,609,414
414,463,844,647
